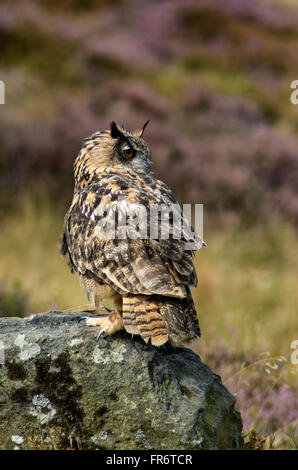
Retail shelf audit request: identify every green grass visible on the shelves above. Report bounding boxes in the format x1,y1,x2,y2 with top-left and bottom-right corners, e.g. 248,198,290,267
0,197,86,314
193,221,298,355
1,198,297,358
0,198,296,448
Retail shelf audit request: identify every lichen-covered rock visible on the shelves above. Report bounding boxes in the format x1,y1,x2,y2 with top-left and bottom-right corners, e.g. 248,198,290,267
0,311,243,450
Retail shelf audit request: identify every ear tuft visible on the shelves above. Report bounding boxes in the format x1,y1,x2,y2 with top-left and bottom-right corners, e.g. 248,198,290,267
142,120,150,134
139,119,150,137
136,119,150,137
110,121,123,139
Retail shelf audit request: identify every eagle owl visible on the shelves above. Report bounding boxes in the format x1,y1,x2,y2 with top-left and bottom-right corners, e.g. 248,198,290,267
60,121,202,346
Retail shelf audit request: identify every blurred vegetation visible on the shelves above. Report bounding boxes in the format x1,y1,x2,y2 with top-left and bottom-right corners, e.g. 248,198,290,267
1,0,298,222
0,280,28,317
0,0,297,449
1,198,296,356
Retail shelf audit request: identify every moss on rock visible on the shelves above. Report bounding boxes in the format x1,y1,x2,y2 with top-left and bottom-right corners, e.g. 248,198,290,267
0,311,243,450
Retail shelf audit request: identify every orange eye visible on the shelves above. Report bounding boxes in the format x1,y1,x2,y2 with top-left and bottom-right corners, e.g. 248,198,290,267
124,148,135,158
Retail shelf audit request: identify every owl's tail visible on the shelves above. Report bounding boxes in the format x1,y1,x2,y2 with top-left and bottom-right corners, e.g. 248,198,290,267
122,295,169,346
122,288,200,346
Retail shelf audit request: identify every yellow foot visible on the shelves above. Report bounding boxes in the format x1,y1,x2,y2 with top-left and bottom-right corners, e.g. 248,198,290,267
80,312,124,340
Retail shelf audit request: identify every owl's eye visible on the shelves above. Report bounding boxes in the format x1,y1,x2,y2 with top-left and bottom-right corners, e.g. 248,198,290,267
123,146,135,158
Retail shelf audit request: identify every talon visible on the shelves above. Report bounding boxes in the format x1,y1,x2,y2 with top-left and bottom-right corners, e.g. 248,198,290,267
79,316,89,323
103,306,112,313
96,329,106,341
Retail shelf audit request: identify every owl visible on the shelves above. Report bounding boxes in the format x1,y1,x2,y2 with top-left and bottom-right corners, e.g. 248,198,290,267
60,121,203,346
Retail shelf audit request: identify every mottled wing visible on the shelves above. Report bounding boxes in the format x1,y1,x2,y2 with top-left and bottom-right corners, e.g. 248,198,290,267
61,169,198,299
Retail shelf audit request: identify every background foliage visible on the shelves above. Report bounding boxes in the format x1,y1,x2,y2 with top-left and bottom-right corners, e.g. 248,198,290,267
0,0,297,449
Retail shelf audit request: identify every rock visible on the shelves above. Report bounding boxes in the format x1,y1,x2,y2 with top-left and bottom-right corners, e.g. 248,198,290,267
0,311,243,450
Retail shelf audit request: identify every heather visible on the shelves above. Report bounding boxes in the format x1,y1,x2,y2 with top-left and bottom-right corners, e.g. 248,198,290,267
196,328,297,449
0,0,297,449
1,0,298,221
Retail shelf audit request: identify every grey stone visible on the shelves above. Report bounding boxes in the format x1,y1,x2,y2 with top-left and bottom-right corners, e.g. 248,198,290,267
0,311,243,450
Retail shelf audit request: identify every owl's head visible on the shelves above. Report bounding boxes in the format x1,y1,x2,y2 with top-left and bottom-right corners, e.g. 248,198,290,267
75,121,152,185
109,121,151,174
